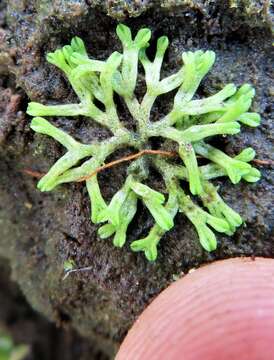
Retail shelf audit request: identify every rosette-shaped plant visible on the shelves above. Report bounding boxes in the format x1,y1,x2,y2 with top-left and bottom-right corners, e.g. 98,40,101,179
27,24,261,261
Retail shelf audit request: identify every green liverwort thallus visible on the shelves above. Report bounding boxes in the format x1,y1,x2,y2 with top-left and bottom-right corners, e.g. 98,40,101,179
27,24,261,261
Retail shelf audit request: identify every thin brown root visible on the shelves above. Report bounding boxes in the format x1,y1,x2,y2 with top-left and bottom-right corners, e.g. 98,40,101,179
21,154,273,183
77,149,177,182
252,159,274,166
22,169,44,178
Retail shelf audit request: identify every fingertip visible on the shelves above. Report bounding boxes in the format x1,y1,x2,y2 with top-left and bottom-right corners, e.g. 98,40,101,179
116,257,274,360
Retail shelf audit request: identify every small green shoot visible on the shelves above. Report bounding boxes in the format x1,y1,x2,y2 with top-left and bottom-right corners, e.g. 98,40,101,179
27,24,261,261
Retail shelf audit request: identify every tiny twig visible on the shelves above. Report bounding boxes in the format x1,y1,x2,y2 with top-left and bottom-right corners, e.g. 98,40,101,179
77,149,177,182
22,169,44,178
252,159,274,166
62,266,93,280
21,154,273,183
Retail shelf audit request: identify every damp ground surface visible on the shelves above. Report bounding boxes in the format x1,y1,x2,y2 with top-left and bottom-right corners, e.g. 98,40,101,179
0,1,273,358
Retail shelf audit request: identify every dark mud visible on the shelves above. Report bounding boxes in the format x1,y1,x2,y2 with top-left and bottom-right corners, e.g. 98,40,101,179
0,259,107,360
0,0,273,358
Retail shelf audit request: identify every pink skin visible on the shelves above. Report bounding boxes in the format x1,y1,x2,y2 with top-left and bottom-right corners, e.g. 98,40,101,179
116,257,274,360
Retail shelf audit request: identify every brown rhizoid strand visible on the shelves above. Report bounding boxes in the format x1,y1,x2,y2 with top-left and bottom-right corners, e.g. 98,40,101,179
22,154,273,181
